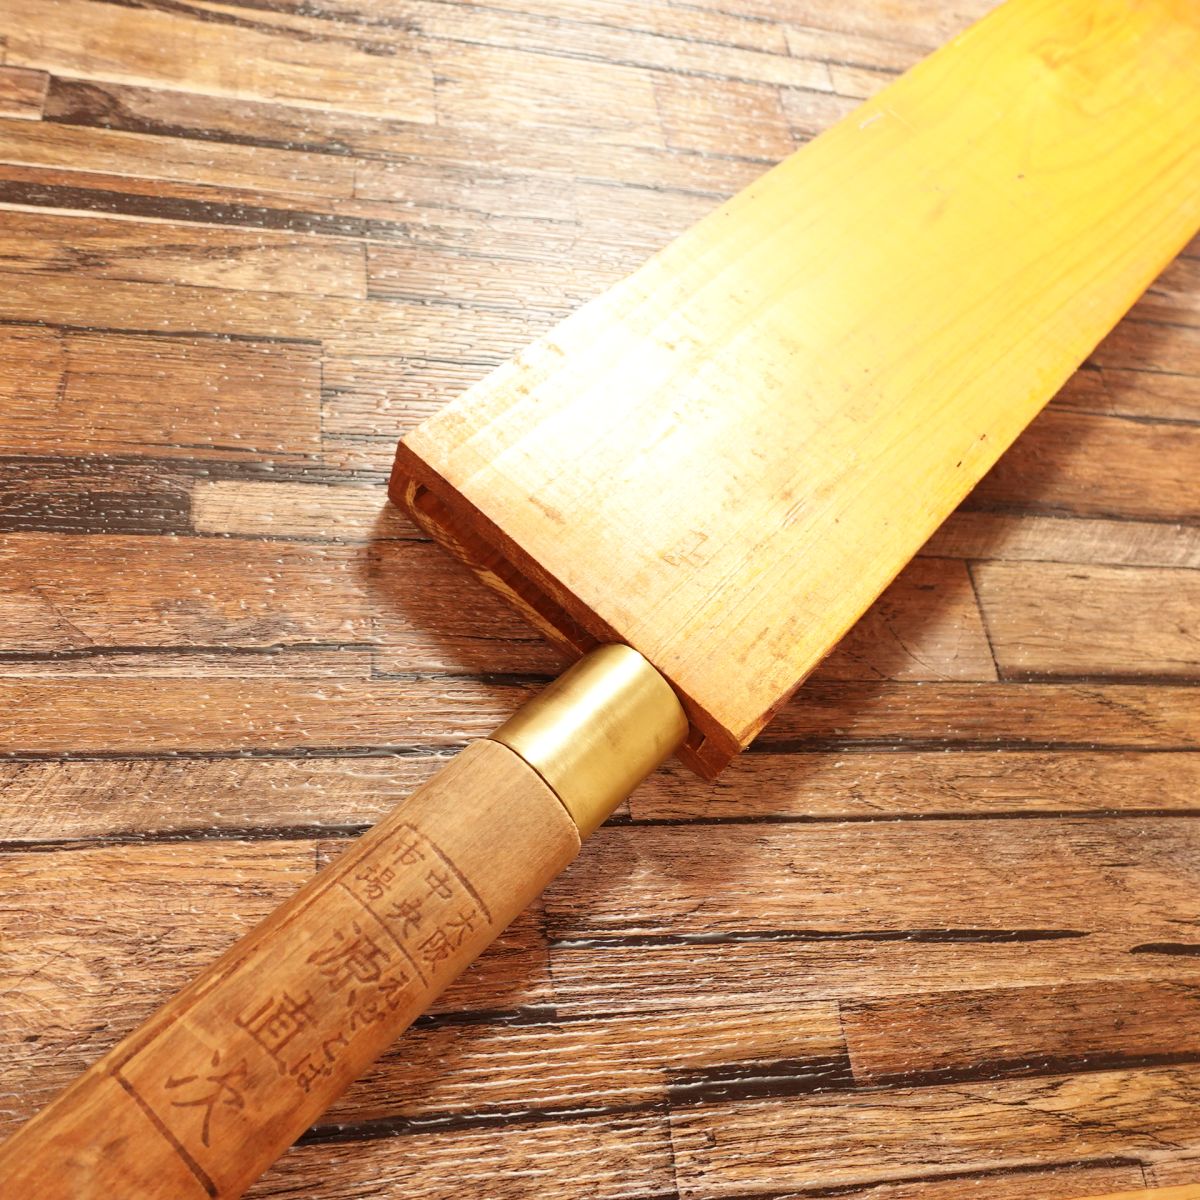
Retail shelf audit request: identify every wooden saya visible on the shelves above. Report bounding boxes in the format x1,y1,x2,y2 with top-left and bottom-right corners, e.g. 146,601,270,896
394,0,1200,778
2,0,1199,1195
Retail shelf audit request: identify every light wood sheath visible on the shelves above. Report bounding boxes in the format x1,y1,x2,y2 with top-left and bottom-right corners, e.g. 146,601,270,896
0,741,580,1199
392,0,1200,776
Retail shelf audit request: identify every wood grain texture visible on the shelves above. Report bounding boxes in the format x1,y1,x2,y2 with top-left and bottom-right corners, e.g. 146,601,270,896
629,750,1200,822
4,327,322,459
0,211,367,297
2,0,435,122
393,0,1200,774
547,934,1200,1019
815,1166,1150,1200
670,1065,1200,1196
972,410,1200,522
923,512,1200,571
1055,365,1200,425
246,1111,678,1200
1147,1167,1200,1191
0,66,47,120
546,818,1200,939
759,681,1200,749
189,481,406,542
843,981,1200,1082
2,0,1200,1196
0,116,359,197
973,563,1200,680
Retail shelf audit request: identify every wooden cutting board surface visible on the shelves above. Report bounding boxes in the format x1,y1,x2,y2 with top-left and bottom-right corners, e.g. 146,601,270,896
1,2,1199,1198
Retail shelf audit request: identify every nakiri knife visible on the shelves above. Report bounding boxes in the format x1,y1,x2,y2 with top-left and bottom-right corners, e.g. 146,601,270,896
2,0,1198,1195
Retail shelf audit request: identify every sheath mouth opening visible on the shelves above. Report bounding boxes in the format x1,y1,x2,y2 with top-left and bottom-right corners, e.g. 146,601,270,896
390,478,719,774
403,481,596,657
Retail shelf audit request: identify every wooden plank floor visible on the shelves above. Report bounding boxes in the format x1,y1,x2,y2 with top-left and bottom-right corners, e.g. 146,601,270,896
1,1,1199,1197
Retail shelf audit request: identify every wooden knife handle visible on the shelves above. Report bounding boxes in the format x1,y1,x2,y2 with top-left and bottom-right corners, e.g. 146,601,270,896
0,646,688,1199
0,740,577,1198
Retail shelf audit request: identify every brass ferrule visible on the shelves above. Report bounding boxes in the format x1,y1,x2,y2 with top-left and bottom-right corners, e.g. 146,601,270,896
490,644,689,837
